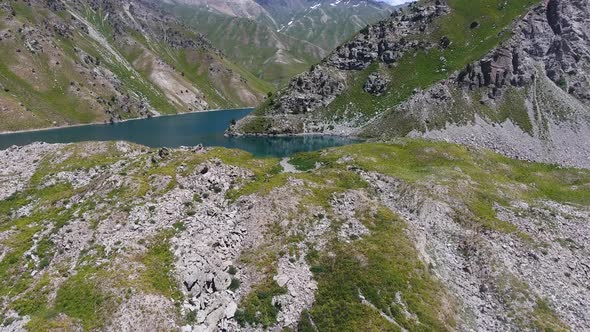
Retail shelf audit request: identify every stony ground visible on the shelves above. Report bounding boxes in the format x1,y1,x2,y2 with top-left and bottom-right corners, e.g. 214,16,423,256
0,139,588,331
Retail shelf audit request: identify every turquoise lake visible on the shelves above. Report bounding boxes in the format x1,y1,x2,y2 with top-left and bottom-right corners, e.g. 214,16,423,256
0,109,359,157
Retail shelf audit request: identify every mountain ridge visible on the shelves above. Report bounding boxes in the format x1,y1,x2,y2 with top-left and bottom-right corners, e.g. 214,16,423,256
156,0,396,84
230,0,590,168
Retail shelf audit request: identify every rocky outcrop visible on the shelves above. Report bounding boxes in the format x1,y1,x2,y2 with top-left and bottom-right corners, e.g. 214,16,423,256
454,0,590,106
364,72,391,96
363,171,590,331
266,65,345,116
365,0,590,168
327,4,448,71
230,1,449,126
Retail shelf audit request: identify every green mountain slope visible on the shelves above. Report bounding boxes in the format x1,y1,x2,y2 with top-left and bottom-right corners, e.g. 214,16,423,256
231,0,590,168
161,4,326,85
270,0,396,51
0,0,272,132
154,0,395,85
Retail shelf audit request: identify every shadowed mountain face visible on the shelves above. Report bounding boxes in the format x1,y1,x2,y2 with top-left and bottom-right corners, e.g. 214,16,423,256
0,0,272,132
232,0,590,169
155,0,396,84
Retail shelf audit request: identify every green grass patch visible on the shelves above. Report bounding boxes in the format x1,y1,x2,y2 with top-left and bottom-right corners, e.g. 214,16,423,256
531,299,568,332
305,140,590,235
54,265,109,330
289,151,323,171
301,206,454,331
235,278,287,328
240,116,273,134
139,231,182,301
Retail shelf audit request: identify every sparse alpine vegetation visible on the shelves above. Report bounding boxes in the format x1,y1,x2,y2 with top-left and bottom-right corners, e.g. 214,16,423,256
0,0,272,132
0,139,588,331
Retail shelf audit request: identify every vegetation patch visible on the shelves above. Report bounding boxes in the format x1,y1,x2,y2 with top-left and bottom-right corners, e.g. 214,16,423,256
239,116,273,134
235,277,287,328
54,266,110,330
138,231,182,301
289,151,324,171
313,140,590,236
301,206,455,331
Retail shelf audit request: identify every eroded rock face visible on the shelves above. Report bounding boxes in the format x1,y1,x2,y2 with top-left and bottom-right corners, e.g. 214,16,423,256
328,3,448,70
270,65,346,116
365,0,590,169
246,1,450,120
456,0,590,105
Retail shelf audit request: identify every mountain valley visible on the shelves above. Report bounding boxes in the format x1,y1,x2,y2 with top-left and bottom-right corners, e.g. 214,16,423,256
1,1,589,331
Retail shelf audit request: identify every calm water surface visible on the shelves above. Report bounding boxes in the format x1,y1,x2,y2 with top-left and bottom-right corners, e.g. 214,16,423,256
0,109,359,157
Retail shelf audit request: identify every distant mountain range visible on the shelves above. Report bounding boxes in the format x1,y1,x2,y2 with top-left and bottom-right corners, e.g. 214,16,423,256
156,0,397,84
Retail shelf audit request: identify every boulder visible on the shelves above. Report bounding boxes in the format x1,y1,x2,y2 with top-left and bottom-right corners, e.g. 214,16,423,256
363,73,391,96
213,272,231,291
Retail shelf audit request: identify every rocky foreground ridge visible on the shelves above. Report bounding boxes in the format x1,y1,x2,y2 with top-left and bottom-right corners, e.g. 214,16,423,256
0,140,588,331
230,0,590,169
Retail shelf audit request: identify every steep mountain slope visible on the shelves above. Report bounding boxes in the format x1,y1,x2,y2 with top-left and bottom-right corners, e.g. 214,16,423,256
260,0,396,50
161,0,273,21
156,0,395,84
231,0,590,168
1,140,588,331
0,0,271,132
160,4,326,85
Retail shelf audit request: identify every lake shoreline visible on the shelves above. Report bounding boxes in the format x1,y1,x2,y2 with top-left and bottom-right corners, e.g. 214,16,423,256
0,109,361,157
0,107,254,135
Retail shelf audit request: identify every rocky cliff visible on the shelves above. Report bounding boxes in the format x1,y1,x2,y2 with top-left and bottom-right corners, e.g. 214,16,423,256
0,140,588,331
366,0,590,168
230,0,590,169
0,0,271,132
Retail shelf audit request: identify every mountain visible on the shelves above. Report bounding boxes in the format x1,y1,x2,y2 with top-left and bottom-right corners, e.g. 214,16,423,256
230,0,590,169
159,4,327,85
1,139,588,331
261,0,396,50
0,0,272,132
155,0,396,84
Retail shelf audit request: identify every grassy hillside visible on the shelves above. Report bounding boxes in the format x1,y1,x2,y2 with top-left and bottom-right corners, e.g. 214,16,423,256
162,5,325,85
0,0,272,132
157,0,394,86
277,1,395,51
317,0,538,122
236,0,541,138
